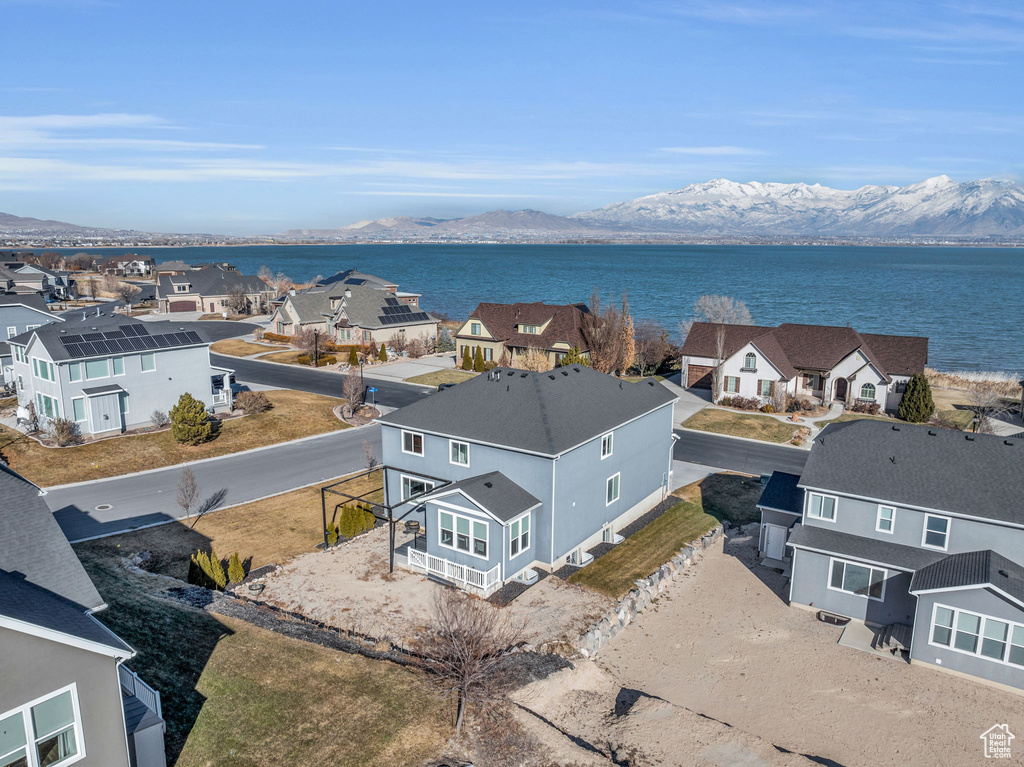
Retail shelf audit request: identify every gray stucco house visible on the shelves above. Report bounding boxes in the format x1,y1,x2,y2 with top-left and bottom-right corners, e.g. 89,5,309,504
1,294,60,388
8,313,233,435
0,464,165,767
379,366,677,595
758,419,1024,693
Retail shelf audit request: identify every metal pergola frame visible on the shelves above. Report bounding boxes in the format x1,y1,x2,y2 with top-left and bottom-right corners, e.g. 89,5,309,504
320,466,452,572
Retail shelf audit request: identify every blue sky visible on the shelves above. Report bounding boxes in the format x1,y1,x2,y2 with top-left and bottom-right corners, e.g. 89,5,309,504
1,0,1021,233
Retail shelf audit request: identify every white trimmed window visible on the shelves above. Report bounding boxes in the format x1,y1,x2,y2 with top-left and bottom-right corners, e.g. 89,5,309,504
402,430,424,456
439,510,488,558
521,324,538,334
13,346,26,364
828,558,885,600
510,514,530,558
876,505,895,534
112,356,125,376
743,352,756,370
600,432,613,459
35,393,59,419
71,398,86,423
449,440,469,467
758,379,772,397
807,492,837,522
860,383,876,400
606,473,620,505
931,604,1024,667
68,363,82,382
32,358,55,382
84,359,108,380
6,326,14,339
724,376,740,394
922,514,949,550
0,685,84,767
140,353,156,372
400,475,433,501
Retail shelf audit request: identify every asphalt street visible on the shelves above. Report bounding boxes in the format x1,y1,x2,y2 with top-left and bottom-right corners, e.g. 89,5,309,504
47,426,382,542
213,354,432,408
673,429,808,476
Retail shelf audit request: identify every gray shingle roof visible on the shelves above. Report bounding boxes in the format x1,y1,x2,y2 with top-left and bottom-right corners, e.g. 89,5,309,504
319,269,396,289
757,472,804,514
10,315,210,361
157,267,268,298
0,293,51,313
803,420,1024,525
0,464,105,611
787,522,946,571
422,472,541,523
910,550,1024,605
0,571,132,655
281,291,332,324
334,286,435,329
380,366,676,456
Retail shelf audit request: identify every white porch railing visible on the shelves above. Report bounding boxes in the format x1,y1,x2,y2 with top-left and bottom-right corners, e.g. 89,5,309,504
407,548,501,595
211,390,230,407
119,665,163,722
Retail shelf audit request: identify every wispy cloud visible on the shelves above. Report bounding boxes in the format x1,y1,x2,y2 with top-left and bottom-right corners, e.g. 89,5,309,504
660,146,766,155
360,191,561,198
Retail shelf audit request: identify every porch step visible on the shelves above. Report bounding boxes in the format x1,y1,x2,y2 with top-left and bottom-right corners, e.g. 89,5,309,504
514,568,539,585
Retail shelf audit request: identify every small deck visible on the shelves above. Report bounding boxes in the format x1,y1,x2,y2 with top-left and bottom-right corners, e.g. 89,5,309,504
838,620,912,662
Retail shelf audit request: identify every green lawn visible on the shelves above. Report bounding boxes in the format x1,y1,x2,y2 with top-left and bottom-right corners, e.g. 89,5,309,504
568,495,718,599
405,369,478,386
75,537,450,766
682,407,799,444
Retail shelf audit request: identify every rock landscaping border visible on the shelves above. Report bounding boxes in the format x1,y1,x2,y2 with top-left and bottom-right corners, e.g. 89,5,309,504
574,523,724,658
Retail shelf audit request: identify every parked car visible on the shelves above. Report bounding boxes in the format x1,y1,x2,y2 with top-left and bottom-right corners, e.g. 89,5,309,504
437,382,457,391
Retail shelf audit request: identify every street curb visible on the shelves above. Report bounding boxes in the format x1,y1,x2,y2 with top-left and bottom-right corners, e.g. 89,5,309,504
43,423,378,491
66,470,366,544
673,425,811,451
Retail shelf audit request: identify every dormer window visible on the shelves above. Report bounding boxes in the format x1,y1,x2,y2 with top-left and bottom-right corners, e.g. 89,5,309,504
743,352,757,371
521,324,539,334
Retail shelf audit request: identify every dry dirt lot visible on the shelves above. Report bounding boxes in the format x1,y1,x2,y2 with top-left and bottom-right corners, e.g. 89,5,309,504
258,526,612,648
598,530,1021,767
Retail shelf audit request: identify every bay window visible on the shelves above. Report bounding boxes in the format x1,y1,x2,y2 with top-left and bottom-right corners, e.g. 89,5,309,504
931,604,1024,668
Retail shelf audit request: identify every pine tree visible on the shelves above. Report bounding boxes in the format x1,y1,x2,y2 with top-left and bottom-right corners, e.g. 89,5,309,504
170,392,213,445
557,346,590,367
193,550,214,589
187,554,204,587
378,343,388,362
436,327,455,353
473,346,485,373
461,346,472,370
339,504,375,538
348,347,360,367
227,552,245,583
898,373,935,423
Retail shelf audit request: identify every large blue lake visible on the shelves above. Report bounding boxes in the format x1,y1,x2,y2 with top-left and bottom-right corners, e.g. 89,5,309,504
71,244,1023,373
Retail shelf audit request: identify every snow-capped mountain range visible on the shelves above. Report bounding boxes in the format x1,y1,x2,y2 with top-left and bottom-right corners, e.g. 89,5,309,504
571,176,1024,236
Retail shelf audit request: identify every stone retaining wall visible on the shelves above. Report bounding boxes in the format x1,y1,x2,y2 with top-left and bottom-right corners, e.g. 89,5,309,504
574,523,724,658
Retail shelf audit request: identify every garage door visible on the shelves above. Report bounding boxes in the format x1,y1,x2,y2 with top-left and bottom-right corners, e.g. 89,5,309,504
169,301,197,312
687,364,714,389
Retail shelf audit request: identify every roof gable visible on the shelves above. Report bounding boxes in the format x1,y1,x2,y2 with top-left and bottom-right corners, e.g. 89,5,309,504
910,550,1024,607
421,472,541,523
462,302,590,350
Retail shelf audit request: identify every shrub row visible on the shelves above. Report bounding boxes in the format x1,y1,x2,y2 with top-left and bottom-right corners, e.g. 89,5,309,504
296,353,337,367
850,400,881,415
720,395,761,411
188,548,247,590
325,503,377,545
262,331,291,343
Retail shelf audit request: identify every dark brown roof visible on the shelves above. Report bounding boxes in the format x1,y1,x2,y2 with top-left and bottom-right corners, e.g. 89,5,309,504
680,322,927,381
460,302,590,351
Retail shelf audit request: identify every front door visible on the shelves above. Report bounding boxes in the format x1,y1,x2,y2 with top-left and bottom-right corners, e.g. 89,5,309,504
834,378,848,402
764,524,787,561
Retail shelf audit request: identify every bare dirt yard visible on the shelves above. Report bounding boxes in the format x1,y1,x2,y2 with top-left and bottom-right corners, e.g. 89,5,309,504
257,526,612,648
598,529,1020,767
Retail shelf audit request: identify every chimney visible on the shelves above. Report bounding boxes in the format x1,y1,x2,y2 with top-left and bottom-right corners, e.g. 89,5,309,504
345,289,352,298
289,288,296,296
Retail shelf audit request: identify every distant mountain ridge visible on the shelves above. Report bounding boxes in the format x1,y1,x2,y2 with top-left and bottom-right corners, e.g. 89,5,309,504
571,176,1024,236
0,212,91,232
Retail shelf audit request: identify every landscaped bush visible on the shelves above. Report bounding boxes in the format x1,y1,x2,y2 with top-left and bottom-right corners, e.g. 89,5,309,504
348,347,360,366
338,503,376,538
46,417,83,446
407,338,425,358
170,393,213,445
378,344,389,362
785,395,818,413
188,549,227,590
760,403,775,414
235,390,272,414
729,396,761,411
296,353,337,367
482,360,497,371
262,331,292,343
851,401,882,415
151,409,170,427
461,346,472,370
227,552,246,584
325,524,339,546
719,397,732,407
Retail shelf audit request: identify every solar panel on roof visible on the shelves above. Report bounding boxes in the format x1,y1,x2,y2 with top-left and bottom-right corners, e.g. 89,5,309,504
81,333,104,342
121,324,147,337
64,343,87,357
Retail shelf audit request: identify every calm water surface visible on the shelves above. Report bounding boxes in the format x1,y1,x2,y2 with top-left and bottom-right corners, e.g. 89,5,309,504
71,244,1023,372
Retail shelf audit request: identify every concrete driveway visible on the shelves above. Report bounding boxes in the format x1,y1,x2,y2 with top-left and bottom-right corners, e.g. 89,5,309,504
660,372,712,424
362,353,458,384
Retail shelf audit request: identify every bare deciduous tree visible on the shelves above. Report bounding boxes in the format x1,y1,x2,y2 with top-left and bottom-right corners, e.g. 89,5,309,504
710,325,727,403
114,281,141,307
966,384,1011,434
680,294,754,337
35,251,62,270
343,371,365,414
581,290,633,375
363,438,377,469
225,284,250,315
388,332,408,355
633,320,669,376
176,467,201,527
515,348,552,372
406,337,425,359
100,273,120,296
417,589,524,735
770,382,789,414
258,265,294,295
